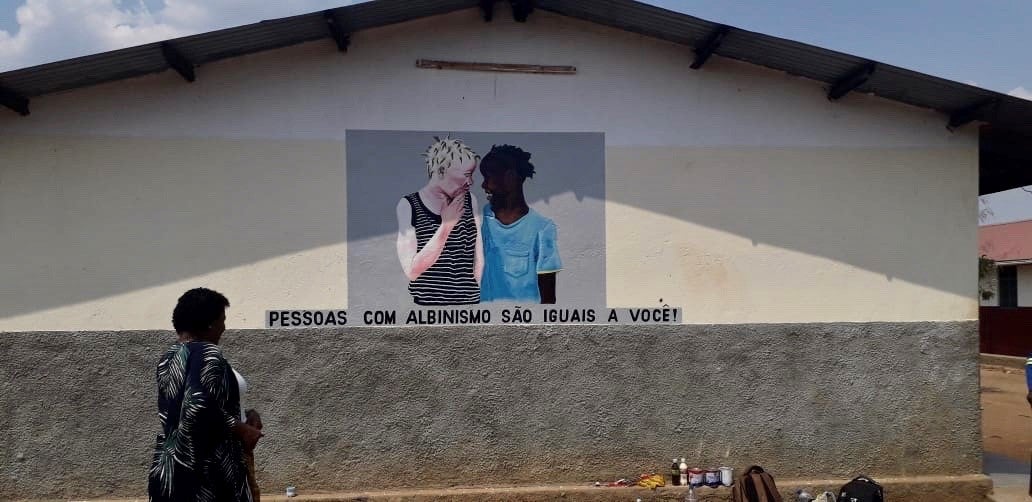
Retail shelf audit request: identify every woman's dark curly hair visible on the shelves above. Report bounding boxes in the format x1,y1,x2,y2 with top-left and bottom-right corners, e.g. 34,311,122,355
172,287,230,334
481,144,535,180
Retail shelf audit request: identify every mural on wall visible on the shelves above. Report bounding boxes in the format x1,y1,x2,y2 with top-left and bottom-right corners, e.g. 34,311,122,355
395,137,563,306
348,130,604,309
267,130,680,327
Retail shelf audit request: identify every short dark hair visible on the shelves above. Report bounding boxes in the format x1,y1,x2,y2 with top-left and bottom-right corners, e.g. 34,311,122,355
172,287,230,334
482,144,535,179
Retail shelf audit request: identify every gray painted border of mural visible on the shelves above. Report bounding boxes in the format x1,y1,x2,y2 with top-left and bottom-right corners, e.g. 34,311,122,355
0,321,979,499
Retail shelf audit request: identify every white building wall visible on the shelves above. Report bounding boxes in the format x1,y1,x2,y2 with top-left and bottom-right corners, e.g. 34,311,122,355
1018,264,1032,307
0,8,979,330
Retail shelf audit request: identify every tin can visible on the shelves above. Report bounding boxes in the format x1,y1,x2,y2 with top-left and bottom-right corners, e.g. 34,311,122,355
705,468,721,487
719,466,734,487
286,486,297,497
688,468,705,487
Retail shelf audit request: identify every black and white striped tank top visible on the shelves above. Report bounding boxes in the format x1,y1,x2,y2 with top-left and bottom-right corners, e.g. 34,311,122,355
404,192,480,305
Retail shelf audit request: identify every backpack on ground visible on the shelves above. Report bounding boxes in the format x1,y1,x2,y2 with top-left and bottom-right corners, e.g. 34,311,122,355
837,475,884,502
732,465,783,502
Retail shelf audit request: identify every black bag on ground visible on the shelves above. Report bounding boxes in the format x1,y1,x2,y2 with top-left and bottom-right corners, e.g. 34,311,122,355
732,465,782,502
838,475,884,502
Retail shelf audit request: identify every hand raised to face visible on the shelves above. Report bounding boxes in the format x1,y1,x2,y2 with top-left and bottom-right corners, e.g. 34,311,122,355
441,188,467,226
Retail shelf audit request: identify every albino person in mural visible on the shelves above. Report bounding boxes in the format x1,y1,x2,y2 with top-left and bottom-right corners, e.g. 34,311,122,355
396,137,484,305
479,144,562,304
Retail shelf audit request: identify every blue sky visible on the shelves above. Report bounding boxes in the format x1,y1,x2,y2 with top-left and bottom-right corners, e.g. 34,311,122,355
1,0,1030,220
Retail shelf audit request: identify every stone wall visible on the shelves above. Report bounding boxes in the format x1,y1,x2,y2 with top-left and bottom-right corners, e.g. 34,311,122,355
0,321,980,499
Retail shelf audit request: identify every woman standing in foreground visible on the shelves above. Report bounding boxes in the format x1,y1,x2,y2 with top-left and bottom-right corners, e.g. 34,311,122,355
148,288,263,502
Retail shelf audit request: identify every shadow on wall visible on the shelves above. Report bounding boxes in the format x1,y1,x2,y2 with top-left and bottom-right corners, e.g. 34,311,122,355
0,135,346,320
605,146,975,300
0,134,974,320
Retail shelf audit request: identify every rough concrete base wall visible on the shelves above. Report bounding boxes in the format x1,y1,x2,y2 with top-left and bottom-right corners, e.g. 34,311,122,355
0,322,980,499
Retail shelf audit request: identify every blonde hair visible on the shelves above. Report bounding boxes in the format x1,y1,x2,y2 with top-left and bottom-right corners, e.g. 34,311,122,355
423,136,477,179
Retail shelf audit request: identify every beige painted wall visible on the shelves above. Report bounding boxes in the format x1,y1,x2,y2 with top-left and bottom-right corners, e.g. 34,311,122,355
0,134,976,329
606,146,978,323
0,8,980,330
0,136,346,330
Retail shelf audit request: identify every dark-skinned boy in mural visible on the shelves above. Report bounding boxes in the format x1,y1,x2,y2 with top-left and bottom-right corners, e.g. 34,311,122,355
479,145,562,304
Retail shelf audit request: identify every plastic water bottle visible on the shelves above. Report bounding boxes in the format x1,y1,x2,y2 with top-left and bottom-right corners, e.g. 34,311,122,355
685,485,697,502
796,488,814,502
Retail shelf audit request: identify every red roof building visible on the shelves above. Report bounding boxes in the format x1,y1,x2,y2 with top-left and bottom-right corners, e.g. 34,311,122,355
980,218,1032,264
978,219,1032,355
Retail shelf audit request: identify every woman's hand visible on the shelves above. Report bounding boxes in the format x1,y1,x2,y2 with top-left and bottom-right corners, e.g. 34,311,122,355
235,422,264,451
245,409,263,430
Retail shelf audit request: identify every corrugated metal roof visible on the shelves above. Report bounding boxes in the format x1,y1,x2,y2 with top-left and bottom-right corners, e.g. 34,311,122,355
1,0,1031,135
536,0,1031,129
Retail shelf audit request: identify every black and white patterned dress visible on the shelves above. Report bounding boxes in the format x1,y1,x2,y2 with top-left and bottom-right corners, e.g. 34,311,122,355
148,341,251,502
404,192,480,305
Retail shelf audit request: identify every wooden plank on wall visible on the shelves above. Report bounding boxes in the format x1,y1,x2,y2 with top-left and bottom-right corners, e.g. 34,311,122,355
416,59,576,75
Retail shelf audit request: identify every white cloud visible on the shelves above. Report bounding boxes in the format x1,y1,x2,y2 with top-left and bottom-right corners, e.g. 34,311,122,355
1008,86,1032,101
0,0,358,72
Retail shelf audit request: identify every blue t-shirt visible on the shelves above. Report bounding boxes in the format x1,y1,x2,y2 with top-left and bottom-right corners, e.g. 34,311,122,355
1027,353,1032,392
480,205,562,303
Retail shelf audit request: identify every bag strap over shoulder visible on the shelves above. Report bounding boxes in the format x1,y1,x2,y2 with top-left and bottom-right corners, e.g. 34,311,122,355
750,472,770,502
732,466,782,502
759,471,780,502
733,468,758,502
732,480,746,502
757,470,783,502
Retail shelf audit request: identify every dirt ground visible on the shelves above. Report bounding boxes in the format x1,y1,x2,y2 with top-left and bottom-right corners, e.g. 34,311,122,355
981,364,1031,462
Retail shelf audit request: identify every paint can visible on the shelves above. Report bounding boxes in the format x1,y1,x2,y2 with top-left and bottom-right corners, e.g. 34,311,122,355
705,468,721,487
688,468,705,487
719,466,734,487
286,486,297,497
